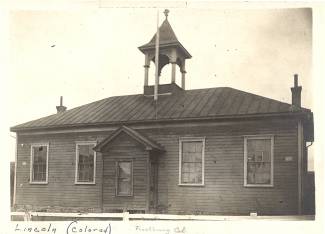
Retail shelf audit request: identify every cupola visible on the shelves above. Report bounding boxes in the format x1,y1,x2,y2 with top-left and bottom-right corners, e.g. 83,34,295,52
138,9,192,95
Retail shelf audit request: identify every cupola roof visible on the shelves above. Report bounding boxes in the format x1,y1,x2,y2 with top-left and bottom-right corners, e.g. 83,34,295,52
138,13,191,59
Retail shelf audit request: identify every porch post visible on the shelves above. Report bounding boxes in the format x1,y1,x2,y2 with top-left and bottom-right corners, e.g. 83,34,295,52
100,152,104,212
144,53,150,86
181,60,186,89
146,152,151,213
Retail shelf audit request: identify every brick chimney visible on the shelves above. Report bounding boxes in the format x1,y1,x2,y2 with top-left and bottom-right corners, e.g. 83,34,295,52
291,74,302,108
56,96,67,113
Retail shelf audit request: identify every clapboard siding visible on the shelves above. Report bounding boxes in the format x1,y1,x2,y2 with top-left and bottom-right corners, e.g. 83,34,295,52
139,119,299,215
15,132,111,211
15,118,299,215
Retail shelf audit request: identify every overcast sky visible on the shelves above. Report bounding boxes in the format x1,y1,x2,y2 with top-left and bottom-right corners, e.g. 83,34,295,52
6,8,313,165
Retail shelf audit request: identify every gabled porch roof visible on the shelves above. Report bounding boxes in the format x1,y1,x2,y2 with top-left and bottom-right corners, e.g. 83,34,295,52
93,125,165,152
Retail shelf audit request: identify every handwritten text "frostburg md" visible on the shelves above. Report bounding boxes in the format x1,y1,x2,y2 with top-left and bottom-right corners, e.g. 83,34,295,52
135,225,186,234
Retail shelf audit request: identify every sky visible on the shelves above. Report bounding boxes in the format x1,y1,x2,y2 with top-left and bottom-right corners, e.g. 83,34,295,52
9,8,312,111
5,8,313,167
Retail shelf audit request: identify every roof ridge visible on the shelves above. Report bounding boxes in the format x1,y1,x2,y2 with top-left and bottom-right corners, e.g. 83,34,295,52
184,87,227,92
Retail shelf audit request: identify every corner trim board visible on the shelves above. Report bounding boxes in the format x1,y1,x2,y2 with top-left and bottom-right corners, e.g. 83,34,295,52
297,120,303,214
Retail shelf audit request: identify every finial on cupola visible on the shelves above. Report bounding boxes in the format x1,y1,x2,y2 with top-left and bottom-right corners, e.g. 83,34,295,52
164,9,170,20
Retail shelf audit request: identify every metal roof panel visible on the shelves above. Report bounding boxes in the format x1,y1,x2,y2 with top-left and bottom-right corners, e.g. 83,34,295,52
11,86,307,132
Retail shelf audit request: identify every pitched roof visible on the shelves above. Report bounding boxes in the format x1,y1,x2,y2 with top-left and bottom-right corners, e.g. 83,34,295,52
11,87,311,132
93,125,164,152
145,19,179,46
138,19,192,58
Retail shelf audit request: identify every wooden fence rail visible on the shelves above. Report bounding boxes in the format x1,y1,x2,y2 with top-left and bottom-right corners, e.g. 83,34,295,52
11,212,315,221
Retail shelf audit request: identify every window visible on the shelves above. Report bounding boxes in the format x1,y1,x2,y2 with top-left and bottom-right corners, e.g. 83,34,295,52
179,137,205,186
75,142,96,184
30,143,49,184
244,135,274,187
116,161,133,196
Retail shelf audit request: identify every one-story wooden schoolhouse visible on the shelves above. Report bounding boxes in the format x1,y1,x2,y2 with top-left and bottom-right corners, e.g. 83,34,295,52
11,11,314,216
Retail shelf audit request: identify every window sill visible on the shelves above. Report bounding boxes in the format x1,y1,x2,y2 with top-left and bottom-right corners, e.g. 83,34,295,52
115,194,133,197
75,182,96,185
244,184,274,188
29,181,48,185
178,183,205,187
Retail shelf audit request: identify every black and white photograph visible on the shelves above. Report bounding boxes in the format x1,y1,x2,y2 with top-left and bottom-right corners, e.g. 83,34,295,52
1,1,324,233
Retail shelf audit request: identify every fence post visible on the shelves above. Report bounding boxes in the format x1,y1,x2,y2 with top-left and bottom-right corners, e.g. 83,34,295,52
24,211,31,221
123,212,129,221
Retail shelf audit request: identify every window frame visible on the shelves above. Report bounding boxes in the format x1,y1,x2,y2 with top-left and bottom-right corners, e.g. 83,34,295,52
178,137,205,186
29,143,49,184
115,160,134,197
75,141,97,185
244,135,274,187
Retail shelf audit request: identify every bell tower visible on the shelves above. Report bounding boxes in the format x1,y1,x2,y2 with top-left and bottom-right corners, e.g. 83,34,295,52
138,10,192,94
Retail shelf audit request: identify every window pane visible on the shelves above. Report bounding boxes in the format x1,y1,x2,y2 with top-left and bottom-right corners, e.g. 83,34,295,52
181,141,203,184
255,162,271,184
79,145,94,158
182,170,202,183
246,138,272,185
183,142,202,154
77,144,95,182
247,162,256,184
182,162,202,173
118,179,131,195
247,153,255,162
117,162,132,195
118,162,131,178
182,142,196,153
262,151,271,162
32,146,47,182
247,139,267,150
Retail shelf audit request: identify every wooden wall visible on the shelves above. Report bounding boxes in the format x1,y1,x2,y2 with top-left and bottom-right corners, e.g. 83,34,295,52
15,132,108,212
141,119,299,215
15,118,300,215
